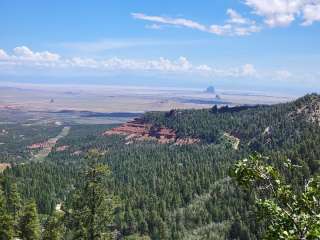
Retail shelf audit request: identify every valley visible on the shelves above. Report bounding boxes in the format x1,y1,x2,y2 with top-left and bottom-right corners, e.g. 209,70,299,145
29,126,71,161
1,1,319,239
0,93,319,239
0,84,293,113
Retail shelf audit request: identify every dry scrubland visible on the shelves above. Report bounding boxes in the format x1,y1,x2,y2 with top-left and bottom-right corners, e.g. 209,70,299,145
0,85,293,113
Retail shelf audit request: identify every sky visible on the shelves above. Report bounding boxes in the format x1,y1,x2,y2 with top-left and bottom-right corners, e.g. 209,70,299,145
0,0,320,94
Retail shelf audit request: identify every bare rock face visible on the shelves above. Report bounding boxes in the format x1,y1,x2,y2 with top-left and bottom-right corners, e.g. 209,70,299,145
0,163,11,172
103,119,153,137
290,94,320,126
104,118,200,145
305,105,320,125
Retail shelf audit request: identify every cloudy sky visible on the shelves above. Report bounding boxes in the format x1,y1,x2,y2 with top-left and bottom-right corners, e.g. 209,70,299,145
0,0,319,93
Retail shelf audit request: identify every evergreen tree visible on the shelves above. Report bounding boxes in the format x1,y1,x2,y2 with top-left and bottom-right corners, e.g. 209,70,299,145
124,207,138,235
228,219,250,240
68,149,118,240
42,211,63,240
158,219,169,240
136,209,148,234
7,182,22,221
2,94,320,239
19,200,41,240
7,182,22,236
0,187,14,240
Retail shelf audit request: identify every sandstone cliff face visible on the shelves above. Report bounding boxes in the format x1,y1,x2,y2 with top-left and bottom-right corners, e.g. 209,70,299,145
104,118,200,145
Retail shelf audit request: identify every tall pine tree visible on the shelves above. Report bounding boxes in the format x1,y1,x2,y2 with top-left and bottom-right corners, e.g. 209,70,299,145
19,200,41,240
43,211,63,240
68,149,118,240
0,186,14,240
7,182,21,221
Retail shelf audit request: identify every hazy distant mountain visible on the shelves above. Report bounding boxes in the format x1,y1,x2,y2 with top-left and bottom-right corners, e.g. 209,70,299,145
205,86,215,93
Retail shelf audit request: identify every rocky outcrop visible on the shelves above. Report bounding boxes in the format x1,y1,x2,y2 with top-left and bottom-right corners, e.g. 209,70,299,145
0,163,11,172
290,94,320,126
104,118,200,145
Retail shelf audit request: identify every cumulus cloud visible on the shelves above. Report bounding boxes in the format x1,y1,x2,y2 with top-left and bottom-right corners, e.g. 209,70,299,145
3,46,313,84
302,3,320,25
0,46,261,79
209,23,261,36
133,1,320,37
196,64,212,72
13,46,60,61
132,10,261,36
0,49,9,60
241,64,257,76
244,0,320,27
98,56,194,73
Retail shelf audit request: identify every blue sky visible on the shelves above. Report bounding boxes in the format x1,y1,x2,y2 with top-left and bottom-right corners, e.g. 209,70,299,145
0,0,319,94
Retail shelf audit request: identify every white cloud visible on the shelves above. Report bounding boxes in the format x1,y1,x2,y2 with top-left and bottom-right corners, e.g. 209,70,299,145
4,46,317,87
209,23,261,36
196,64,212,72
132,10,261,36
132,2,320,37
0,49,9,60
4,46,318,86
68,57,99,68
302,3,320,25
68,57,257,78
244,0,320,27
13,46,34,58
235,25,262,36
209,24,233,35
0,46,262,79
211,9,261,36
99,56,193,72
227,9,252,25
132,13,207,32
13,46,60,61
241,64,257,76
3,46,312,84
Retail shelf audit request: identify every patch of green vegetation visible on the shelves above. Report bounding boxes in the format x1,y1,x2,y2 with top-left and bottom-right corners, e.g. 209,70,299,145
0,94,320,239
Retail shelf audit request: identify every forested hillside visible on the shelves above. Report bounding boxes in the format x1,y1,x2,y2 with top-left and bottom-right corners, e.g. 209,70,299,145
0,94,320,239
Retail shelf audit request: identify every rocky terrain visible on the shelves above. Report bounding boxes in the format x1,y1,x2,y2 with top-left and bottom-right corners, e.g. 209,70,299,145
0,163,11,172
104,118,200,145
290,94,320,125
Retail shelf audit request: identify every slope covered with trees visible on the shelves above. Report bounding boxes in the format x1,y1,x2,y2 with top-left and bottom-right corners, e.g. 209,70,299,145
0,94,319,239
